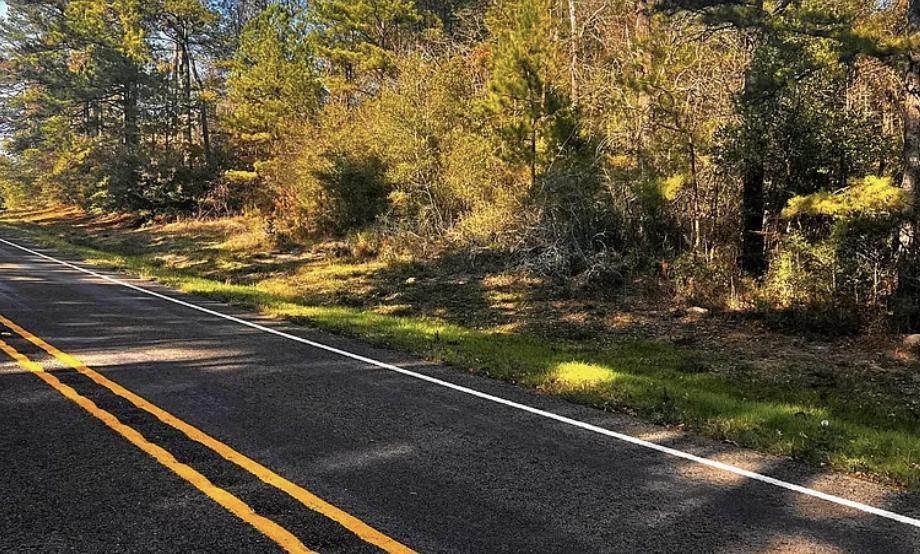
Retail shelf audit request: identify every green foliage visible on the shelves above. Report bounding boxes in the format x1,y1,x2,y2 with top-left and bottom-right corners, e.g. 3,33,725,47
0,0,916,329
226,5,320,140
313,152,389,234
482,0,575,187
369,52,519,242
764,232,839,309
309,0,425,96
760,176,908,327
0,0,224,211
260,103,388,238
221,4,323,214
0,158,32,210
669,251,741,308
783,176,910,219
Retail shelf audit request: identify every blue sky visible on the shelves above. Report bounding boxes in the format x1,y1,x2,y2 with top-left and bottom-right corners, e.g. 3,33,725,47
0,1,6,18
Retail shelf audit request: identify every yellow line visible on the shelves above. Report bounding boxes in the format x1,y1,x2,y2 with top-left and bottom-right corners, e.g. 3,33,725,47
0,338,314,554
0,313,415,554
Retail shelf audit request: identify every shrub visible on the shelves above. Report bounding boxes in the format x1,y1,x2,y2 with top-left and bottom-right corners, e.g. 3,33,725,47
669,251,743,309
259,102,389,240
767,176,908,331
763,233,838,309
0,159,32,210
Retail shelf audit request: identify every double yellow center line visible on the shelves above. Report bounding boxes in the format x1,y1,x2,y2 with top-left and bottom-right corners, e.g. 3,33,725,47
0,313,414,554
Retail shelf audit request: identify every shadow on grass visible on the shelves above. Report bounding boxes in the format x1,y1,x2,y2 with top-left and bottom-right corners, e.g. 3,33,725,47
132,274,920,489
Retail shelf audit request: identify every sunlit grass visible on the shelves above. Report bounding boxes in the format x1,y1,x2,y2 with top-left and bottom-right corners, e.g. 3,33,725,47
218,227,271,253
3,217,920,490
300,260,388,278
551,361,620,387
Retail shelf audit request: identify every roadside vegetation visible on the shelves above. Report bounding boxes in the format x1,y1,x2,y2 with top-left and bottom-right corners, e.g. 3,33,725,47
4,207,920,490
1,1,920,487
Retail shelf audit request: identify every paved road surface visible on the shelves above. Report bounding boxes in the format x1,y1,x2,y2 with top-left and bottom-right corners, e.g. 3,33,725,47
1,235,919,552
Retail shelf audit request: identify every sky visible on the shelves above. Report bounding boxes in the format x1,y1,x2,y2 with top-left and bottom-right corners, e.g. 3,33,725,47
0,1,6,18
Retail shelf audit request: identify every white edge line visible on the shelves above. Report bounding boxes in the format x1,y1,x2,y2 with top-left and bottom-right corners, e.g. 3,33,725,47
2,235,919,530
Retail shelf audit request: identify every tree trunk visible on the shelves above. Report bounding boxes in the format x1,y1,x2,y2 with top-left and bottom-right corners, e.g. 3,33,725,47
190,55,212,167
634,0,652,177
180,26,193,157
738,13,768,277
688,136,702,251
531,123,538,189
895,0,920,330
122,72,141,201
168,40,180,149
739,156,767,276
568,0,578,104
123,77,139,149
198,95,212,168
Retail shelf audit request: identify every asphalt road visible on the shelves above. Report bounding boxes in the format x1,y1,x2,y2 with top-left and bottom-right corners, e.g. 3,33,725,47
1,235,919,553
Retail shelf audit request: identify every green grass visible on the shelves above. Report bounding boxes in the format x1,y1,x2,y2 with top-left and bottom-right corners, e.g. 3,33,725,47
3,217,920,489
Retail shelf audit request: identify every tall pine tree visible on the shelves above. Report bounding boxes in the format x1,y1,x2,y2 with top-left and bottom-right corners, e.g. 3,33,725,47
484,0,573,189
308,0,424,100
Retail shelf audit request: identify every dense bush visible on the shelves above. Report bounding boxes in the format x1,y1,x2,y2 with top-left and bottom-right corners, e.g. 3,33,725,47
2,0,919,331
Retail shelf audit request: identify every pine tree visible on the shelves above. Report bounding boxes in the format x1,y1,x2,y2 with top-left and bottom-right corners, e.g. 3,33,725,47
0,0,151,206
225,3,321,178
660,0,862,275
227,4,319,138
483,0,573,189
894,0,920,329
308,0,424,99
155,0,220,165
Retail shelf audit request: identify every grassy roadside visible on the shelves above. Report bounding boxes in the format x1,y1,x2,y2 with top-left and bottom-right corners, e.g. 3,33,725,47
3,210,920,489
